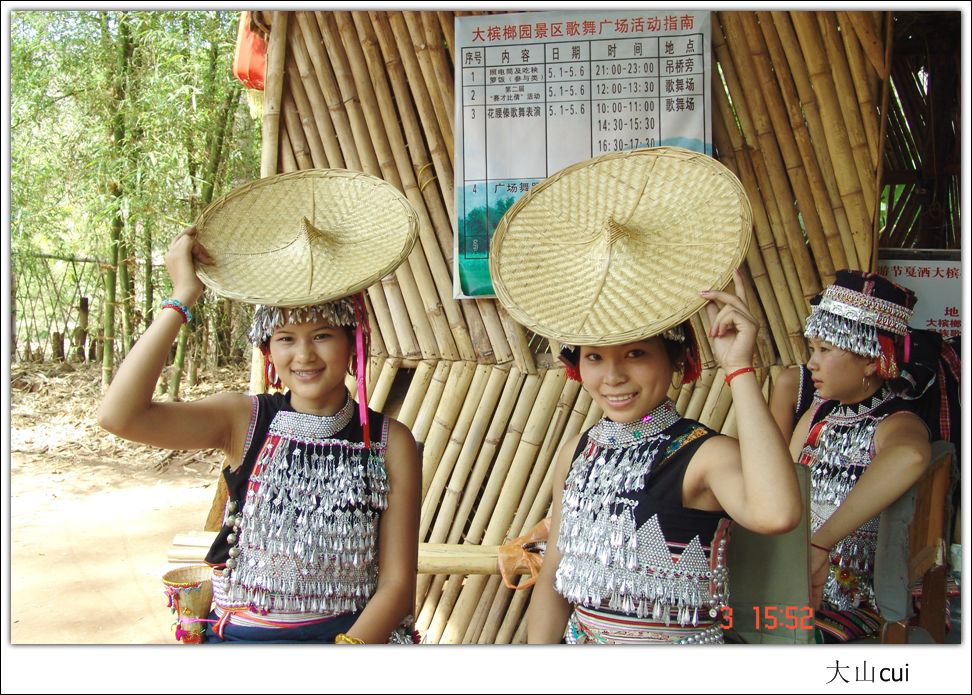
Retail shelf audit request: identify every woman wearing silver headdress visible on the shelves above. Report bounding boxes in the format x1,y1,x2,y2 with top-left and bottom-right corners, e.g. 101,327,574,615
790,270,932,642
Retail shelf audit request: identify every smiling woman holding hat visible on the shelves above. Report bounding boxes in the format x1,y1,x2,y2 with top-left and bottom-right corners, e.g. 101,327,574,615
98,169,421,644
490,146,803,645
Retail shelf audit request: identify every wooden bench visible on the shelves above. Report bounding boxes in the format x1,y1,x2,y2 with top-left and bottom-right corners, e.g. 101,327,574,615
168,532,501,575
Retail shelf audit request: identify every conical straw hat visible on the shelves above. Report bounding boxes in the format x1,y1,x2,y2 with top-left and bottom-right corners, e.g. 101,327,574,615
490,146,752,346
194,169,417,307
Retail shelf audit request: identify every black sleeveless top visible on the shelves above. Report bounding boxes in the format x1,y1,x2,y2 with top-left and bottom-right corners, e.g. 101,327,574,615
204,392,386,565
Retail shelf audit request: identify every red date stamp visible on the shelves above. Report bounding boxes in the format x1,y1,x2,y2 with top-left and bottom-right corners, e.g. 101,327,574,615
719,605,814,630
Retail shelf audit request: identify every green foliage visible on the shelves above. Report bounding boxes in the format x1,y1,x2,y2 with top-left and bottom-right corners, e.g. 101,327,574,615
10,10,261,362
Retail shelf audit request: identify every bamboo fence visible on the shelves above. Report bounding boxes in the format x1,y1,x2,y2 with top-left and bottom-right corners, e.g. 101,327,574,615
222,10,895,643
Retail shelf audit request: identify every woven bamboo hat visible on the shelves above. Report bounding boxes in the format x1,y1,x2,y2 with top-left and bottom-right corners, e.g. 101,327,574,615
193,169,417,307
490,146,752,346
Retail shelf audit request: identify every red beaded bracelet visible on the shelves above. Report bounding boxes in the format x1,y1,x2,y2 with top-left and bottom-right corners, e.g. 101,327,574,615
724,366,756,384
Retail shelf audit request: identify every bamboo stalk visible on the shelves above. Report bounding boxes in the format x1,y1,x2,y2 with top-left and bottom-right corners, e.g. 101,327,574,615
385,12,456,226
422,11,456,137
417,360,477,502
278,122,297,173
280,90,315,170
837,11,881,170
713,112,792,365
411,360,452,443
447,367,526,546
284,57,328,167
367,357,401,412
495,303,536,375
683,367,715,421
438,11,455,58
417,544,499,574
713,23,809,318
869,11,894,270
736,13,835,287
476,298,515,364
359,12,477,362
461,298,496,363
720,13,821,302
420,362,489,529
379,272,421,358
460,575,500,643
426,366,510,542
288,16,343,167
844,10,889,80
297,12,359,169
396,359,435,429
789,12,874,267
757,11,849,274
260,11,288,178
440,371,541,641
335,11,444,361
713,83,804,361
771,11,860,270
478,581,513,643
675,378,696,414
402,11,454,165
816,12,876,219
698,367,731,429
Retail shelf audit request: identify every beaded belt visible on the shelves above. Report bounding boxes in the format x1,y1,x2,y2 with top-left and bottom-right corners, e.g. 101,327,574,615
567,605,724,644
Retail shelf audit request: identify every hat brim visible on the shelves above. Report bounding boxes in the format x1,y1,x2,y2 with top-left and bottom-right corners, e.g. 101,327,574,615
194,169,417,307
490,147,752,346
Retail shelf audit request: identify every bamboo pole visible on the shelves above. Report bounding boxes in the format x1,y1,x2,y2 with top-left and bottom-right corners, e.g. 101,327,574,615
298,12,403,356
771,11,859,271
280,91,315,170
683,367,716,421
736,13,836,287
297,12,359,169
359,12,477,362
288,17,343,167
712,23,808,318
698,367,730,429
816,12,877,219
712,113,789,365
460,575,500,643
675,378,696,414
335,12,444,361
757,11,850,274
479,581,514,643
423,365,509,540
439,371,542,641
845,10,889,80
837,11,881,170
402,11,454,166
417,360,477,501
384,12,456,226
367,357,401,412
438,11,455,58
496,303,537,375
789,12,874,267
278,124,297,173
283,57,328,167
719,13,821,302
869,11,894,270
476,298,515,364
713,81,803,362
411,360,452,443
420,362,488,526
415,366,512,627
417,367,523,629
317,12,423,358
396,359,436,429
260,11,288,178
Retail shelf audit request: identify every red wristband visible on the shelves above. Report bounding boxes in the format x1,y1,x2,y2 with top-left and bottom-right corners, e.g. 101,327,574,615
724,366,756,384
810,542,831,553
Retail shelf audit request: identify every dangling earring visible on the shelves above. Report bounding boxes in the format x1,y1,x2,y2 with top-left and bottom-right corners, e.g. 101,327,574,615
266,359,282,390
671,365,683,390
861,374,870,392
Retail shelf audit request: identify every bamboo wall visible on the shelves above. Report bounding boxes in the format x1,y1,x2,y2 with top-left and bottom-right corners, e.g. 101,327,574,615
248,10,891,643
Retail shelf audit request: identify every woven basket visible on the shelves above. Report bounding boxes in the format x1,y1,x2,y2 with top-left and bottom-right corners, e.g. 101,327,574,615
194,169,418,307
490,147,752,346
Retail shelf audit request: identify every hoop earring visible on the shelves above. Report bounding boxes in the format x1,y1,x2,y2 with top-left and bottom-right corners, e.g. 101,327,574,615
671,368,683,390
861,374,869,392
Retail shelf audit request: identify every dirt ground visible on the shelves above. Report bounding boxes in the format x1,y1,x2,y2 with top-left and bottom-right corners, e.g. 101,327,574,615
8,361,244,645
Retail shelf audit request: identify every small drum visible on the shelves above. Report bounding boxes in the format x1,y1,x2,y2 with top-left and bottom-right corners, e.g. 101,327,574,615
162,565,213,644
